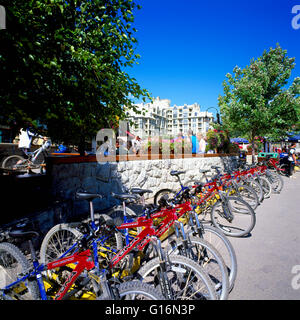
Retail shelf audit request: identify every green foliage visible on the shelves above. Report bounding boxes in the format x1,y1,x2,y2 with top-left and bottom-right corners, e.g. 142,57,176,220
218,44,300,152
141,136,192,155
228,142,240,154
246,136,264,153
205,128,230,153
0,0,150,147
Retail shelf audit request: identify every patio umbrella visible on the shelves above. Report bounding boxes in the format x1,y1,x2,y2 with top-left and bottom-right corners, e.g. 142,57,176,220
284,134,300,142
230,137,249,144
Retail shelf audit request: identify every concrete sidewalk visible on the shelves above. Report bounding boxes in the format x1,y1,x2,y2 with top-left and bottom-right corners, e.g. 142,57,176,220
228,172,300,300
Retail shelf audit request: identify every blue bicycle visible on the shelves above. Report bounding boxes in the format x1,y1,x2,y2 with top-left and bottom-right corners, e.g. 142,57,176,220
153,168,221,206
0,193,165,300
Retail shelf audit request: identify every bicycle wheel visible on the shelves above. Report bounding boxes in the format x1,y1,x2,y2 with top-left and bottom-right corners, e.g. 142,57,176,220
210,197,256,237
110,281,166,300
230,184,259,210
245,179,264,203
266,171,283,193
104,206,143,239
187,225,237,292
138,254,217,300
1,155,27,171
0,242,39,300
278,163,289,176
256,177,272,199
167,236,229,300
39,223,83,265
105,205,137,225
153,189,176,206
40,220,123,265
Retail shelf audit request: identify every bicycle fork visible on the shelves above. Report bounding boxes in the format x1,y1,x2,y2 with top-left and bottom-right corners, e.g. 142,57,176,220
150,236,174,300
219,192,234,222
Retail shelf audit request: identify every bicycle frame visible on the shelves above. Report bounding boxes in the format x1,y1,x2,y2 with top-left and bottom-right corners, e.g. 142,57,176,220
1,249,94,300
110,202,192,268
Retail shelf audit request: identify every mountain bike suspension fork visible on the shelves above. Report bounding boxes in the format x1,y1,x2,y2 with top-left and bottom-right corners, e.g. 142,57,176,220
190,211,205,238
87,200,100,269
97,271,119,300
170,219,197,263
122,200,131,246
28,239,48,300
150,236,174,300
232,180,241,197
219,192,234,222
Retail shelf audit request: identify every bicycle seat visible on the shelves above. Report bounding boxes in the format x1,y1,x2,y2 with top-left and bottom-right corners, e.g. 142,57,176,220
111,192,138,201
170,170,186,176
130,188,153,195
9,230,39,240
199,169,210,173
76,192,103,201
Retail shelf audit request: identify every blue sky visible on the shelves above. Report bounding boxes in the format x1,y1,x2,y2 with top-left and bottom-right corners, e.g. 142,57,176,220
128,0,300,117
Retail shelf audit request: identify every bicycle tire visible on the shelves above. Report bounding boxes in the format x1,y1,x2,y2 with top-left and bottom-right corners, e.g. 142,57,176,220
230,183,259,210
92,205,138,225
40,220,123,265
39,223,83,265
266,171,284,193
189,224,237,292
138,254,217,300
278,163,289,176
1,155,27,171
245,179,264,203
153,189,176,206
109,280,166,300
210,197,256,237
256,176,272,199
0,242,39,300
166,236,229,300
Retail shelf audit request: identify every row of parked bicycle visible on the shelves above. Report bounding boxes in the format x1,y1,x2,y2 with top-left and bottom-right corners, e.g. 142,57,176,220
0,157,289,300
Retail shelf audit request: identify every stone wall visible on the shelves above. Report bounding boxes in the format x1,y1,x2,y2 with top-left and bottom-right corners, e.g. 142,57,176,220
0,154,239,243
49,155,239,216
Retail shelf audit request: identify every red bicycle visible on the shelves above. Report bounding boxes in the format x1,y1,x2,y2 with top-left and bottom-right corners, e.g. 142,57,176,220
187,169,256,238
0,226,165,300
109,199,219,300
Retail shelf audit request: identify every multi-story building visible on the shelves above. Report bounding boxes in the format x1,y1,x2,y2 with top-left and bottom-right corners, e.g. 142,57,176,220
125,97,214,137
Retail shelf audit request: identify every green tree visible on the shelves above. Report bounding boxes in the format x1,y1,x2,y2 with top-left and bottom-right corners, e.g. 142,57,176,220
218,44,300,162
0,0,149,153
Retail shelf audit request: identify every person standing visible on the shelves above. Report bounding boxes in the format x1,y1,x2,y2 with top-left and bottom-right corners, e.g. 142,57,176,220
187,129,199,154
18,124,46,158
132,136,141,155
197,132,206,154
288,143,297,177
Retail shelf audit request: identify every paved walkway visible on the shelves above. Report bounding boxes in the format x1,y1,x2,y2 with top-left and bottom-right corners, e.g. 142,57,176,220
228,172,300,300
